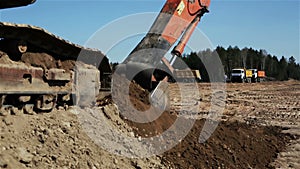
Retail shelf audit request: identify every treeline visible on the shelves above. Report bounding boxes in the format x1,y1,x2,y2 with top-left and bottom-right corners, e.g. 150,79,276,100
180,46,300,81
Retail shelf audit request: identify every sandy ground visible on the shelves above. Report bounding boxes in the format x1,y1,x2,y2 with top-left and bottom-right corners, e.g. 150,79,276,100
0,80,299,169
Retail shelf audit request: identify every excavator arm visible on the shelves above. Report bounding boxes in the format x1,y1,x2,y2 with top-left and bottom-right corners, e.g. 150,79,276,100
118,0,210,90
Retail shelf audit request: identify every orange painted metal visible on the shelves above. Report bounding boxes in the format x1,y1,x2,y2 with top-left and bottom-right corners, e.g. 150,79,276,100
120,0,211,90
258,71,266,78
161,0,210,45
172,16,200,55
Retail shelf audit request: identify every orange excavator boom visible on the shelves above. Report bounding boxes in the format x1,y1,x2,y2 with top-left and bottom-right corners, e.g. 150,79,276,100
119,0,211,90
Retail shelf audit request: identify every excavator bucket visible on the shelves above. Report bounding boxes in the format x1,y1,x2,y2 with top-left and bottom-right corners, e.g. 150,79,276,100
117,0,210,110
149,81,169,111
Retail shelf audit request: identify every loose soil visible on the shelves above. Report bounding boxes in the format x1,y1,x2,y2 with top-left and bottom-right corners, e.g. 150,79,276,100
1,50,76,71
162,120,295,169
0,73,299,168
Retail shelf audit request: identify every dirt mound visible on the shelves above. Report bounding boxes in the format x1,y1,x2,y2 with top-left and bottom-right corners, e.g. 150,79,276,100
109,76,298,168
0,51,76,71
0,51,14,64
60,60,76,71
161,120,296,169
20,52,76,71
111,74,176,137
0,69,298,169
0,108,165,169
21,52,57,70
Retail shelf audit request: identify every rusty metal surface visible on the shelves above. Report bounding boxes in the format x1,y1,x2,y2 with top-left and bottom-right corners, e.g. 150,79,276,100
45,68,71,81
0,63,73,94
0,63,43,82
0,0,111,111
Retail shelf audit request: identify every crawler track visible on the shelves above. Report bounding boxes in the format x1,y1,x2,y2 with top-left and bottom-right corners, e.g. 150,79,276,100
0,22,111,72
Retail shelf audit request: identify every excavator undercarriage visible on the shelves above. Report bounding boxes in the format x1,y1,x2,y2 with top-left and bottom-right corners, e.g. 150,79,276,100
0,1,111,114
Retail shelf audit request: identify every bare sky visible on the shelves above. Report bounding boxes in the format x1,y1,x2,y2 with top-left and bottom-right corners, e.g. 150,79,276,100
1,0,299,62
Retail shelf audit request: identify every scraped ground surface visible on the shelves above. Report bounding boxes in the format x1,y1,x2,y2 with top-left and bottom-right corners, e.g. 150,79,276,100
0,80,299,169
